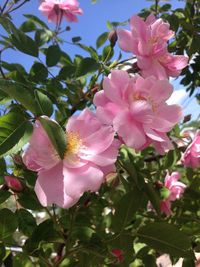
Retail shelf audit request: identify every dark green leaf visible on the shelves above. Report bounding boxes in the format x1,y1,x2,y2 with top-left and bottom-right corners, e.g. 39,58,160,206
1,122,33,157
16,209,37,236
11,29,38,57
0,158,6,177
0,191,11,204
39,116,67,159
0,112,29,156
102,45,114,62
112,188,145,231
30,62,48,81
24,14,49,29
76,57,99,77
72,36,82,43
35,90,53,117
0,243,6,263
46,45,61,67
0,79,38,114
138,222,194,258
20,21,36,32
144,182,161,215
96,32,108,48
18,192,43,210
0,209,18,239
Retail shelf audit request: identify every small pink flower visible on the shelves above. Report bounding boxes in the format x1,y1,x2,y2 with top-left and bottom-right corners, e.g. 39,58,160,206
182,130,200,168
111,249,124,263
39,0,83,23
161,172,186,215
94,70,182,154
23,109,120,209
117,14,188,79
4,176,23,192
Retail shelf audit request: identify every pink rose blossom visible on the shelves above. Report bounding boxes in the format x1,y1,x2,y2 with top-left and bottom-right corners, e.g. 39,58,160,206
160,172,186,215
182,130,200,168
23,109,120,209
117,14,188,79
4,175,23,192
39,0,83,23
94,70,182,154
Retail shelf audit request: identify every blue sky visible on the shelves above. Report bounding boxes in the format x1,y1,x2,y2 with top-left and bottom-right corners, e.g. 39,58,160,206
1,0,199,119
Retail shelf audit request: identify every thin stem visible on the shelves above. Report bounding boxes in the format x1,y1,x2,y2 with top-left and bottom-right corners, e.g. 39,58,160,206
8,0,29,14
1,0,10,14
155,0,159,18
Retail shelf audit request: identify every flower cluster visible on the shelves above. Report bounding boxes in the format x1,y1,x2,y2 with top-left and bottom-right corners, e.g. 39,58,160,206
39,0,83,23
23,13,189,210
117,14,188,79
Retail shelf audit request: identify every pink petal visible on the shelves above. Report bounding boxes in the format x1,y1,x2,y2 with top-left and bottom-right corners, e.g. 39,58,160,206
63,164,104,199
117,29,133,52
23,120,60,171
35,162,78,208
114,111,147,149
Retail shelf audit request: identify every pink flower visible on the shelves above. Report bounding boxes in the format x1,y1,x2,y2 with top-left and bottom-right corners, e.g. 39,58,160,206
111,249,124,263
4,176,23,192
39,0,83,23
117,14,188,79
94,70,182,154
23,109,120,208
182,130,200,168
160,172,186,215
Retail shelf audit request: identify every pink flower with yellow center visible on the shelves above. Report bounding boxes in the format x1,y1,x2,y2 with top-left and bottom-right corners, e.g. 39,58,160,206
94,70,182,154
39,0,83,23
23,109,120,208
117,14,188,79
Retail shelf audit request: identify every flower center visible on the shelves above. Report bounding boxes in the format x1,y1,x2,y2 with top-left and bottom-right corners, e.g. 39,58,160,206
65,131,82,157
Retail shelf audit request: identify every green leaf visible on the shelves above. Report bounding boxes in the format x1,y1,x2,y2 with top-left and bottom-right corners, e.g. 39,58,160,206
13,253,35,267
20,21,36,32
0,243,6,263
30,62,48,82
160,186,170,200
0,158,6,177
0,112,29,157
0,79,37,114
76,57,99,77
25,219,62,253
0,209,18,239
34,90,53,117
17,192,43,210
35,29,53,46
182,258,195,267
96,32,108,48
1,122,33,157
102,45,114,62
16,209,37,236
112,188,145,231
0,191,11,204
11,29,38,57
39,117,67,159
163,149,177,169
144,182,161,215
138,222,194,258
46,45,61,67
24,14,49,29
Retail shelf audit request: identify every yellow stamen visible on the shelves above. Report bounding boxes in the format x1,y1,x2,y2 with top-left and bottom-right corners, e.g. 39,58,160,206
65,131,82,157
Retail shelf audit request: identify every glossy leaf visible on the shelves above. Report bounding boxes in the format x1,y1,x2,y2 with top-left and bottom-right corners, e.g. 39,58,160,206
138,222,194,258
0,112,29,156
39,116,67,159
76,57,99,77
0,209,18,239
46,45,61,67
35,90,53,117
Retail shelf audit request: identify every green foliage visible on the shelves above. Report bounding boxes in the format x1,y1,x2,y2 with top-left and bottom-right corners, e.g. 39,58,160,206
0,209,18,239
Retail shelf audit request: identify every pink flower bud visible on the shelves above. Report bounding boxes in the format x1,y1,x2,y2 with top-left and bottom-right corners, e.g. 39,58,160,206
111,249,124,263
4,176,23,192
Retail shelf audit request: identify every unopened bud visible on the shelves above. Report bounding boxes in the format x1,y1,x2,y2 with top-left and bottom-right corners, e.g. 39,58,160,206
108,30,118,47
4,176,23,192
12,154,23,166
111,249,124,263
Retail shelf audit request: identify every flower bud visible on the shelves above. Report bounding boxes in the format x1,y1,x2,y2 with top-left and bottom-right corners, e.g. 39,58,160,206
4,175,23,192
111,249,124,263
108,30,118,47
